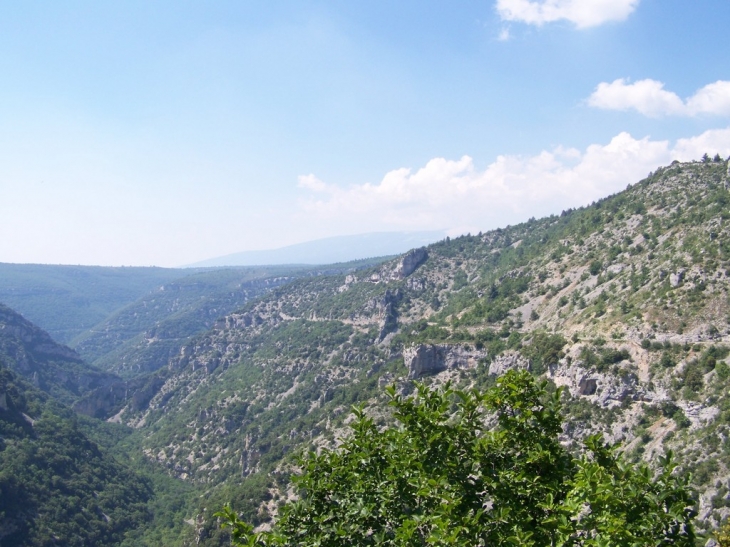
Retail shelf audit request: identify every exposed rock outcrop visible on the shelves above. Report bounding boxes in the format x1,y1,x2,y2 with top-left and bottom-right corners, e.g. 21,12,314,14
548,358,645,408
488,351,530,376
670,269,685,287
72,374,166,419
404,345,447,378
378,290,400,341
404,344,486,379
393,248,428,279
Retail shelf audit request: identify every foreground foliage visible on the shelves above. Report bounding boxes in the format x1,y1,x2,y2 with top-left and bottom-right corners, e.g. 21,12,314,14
218,370,696,546
719,521,730,547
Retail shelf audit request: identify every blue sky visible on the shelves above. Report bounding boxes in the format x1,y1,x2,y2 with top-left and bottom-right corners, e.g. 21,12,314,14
1,0,729,266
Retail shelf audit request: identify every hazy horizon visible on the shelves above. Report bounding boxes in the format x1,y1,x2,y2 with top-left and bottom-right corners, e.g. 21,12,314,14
2,1,729,267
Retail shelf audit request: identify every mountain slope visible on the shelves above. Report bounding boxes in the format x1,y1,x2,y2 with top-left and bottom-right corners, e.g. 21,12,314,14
71,260,391,380
48,158,730,544
0,303,121,406
0,362,152,546
71,267,309,377
0,264,192,344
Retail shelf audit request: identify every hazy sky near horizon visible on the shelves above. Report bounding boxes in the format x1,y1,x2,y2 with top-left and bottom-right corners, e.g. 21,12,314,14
2,0,730,267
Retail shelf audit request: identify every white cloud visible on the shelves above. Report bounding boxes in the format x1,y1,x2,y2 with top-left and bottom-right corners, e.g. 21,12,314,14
498,27,511,41
588,79,730,117
686,81,730,116
672,127,730,161
297,173,329,192
296,128,730,235
587,79,684,117
495,0,640,29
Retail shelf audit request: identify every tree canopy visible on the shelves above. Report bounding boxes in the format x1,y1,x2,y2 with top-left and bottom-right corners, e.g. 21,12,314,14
218,370,696,546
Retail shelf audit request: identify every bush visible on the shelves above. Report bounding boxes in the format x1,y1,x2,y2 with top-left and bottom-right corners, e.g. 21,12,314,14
659,352,676,368
682,362,705,392
718,519,730,546
521,332,566,374
717,361,730,380
218,371,696,546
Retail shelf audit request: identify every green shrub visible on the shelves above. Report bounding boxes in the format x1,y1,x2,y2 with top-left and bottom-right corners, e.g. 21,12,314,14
218,372,696,546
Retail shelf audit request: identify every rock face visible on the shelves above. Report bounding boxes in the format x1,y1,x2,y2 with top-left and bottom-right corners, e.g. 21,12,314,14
394,248,428,279
72,374,166,419
404,344,486,379
678,400,720,430
488,351,530,376
378,290,400,341
404,345,447,378
607,263,626,275
670,269,685,287
548,358,644,408
578,377,598,396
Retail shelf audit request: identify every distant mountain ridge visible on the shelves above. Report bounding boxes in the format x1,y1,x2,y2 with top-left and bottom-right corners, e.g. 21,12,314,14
0,263,191,343
186,231,447,267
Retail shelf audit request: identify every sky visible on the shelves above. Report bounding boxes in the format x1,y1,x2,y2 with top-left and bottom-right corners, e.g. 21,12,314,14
1,0,729,267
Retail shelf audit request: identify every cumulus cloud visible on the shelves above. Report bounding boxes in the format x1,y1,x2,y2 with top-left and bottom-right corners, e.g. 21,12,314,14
672,127,730,161
588,79,730,117
495,0,640,28
297,128,730,235
686,81,730,116
297,174,329,192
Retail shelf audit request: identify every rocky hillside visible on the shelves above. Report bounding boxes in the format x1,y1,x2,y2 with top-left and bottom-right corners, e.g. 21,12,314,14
71,260,392,379
72,267,307,377
0,303,121,406
107,158,730,543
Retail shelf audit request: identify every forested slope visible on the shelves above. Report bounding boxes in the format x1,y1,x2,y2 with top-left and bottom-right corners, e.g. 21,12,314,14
0,363,151,546
0,303,119,406
0,264,189,343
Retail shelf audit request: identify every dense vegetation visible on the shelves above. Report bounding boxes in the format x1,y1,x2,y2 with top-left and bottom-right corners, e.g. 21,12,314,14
0,303,119,406
219,371,695,546
0,263,190,343
0,363,151,546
